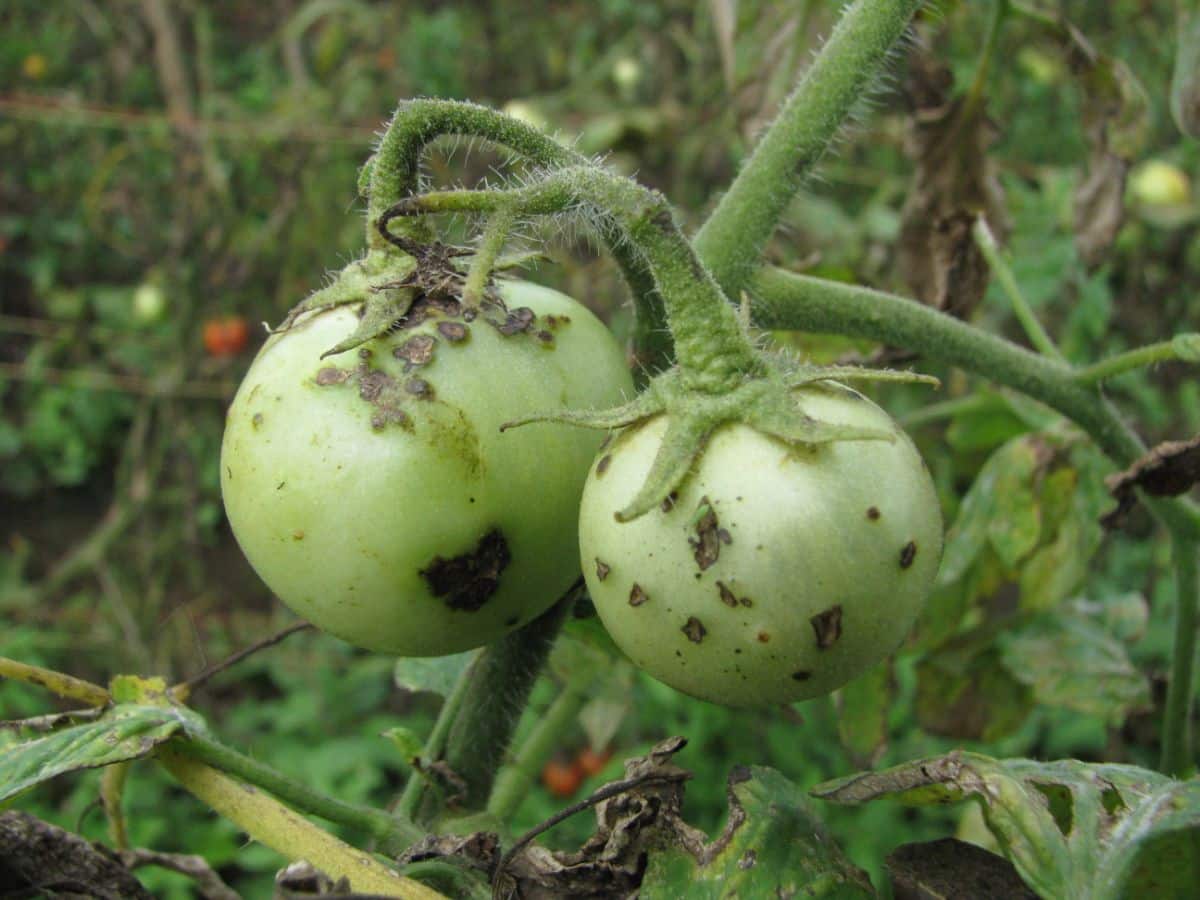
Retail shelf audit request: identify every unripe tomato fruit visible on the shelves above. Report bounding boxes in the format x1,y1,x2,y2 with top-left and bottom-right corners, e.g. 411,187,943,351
204,316,250,357
221,281,632,656
580,385,942,707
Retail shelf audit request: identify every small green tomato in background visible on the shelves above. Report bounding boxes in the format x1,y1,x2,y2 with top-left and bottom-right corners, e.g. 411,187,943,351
221,281,632,656
579,385,942,707
1129,160,1192,210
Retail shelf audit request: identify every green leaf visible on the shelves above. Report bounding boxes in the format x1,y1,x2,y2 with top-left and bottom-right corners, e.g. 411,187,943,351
834,659,893,768
393,651,477,699
998,614,1151,724
0,703,202,803
640,767,875,899
915,638,1032,741
986,438,1042,570
813,753,1200,900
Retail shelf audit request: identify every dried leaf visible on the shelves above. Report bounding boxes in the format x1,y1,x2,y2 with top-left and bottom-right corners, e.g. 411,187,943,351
897,45,1008,316
1102,435,1200,528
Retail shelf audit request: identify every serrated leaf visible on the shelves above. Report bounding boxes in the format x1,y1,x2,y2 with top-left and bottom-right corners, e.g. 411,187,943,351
814,752,1200,900
835,659,893,768
0,704,201,803
393,651,476,698
998,614,1151,724
640,767,875,899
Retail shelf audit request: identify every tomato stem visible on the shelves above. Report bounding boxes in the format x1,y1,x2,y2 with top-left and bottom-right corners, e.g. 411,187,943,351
157,746,440,898
398,590,577,825
173,732,422,854
381,165,763,392
363,99,670,373
1162,533,1198,776
486,670,593,824
692,0,924,301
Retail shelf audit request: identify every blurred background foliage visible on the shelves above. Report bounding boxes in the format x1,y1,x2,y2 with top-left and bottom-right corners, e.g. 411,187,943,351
1,0,1198,895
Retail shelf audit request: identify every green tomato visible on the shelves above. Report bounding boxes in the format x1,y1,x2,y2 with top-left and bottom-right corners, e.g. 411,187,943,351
579,385,943,707
221,281,632,656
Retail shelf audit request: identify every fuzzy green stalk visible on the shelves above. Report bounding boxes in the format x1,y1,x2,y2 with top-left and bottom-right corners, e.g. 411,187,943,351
381,165,762,392
395,653,477,821
157,747,441,899
174,732,422,855
403,594,575,826
1074,336,1200,385
1162,533,1198,776
486,672,593,824
463,205,516,306
973,217,1065,362
693,0,923,299
752,266,1200,770
750,267,1200,537
363,98,670,371
0,657,111,707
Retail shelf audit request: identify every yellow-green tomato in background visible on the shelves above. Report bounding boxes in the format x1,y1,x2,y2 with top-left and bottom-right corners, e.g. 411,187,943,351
221,282,632,656
579,385,943,707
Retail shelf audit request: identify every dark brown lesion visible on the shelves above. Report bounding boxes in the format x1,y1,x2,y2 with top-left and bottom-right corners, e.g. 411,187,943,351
595,455,612,476
681,616,707,643
866,506,881,521
437,321,469,343
810,605,843,650
420,529,511,612
595,559,611,581
629,583,648,606
899,541,917,569
689,496,732,571
394,334,437,369
717,581,739,608
791,670,812,682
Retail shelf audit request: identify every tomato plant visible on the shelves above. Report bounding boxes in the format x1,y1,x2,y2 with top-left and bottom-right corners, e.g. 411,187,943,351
202,315,249,357
580,387,942,707
220,281,632,656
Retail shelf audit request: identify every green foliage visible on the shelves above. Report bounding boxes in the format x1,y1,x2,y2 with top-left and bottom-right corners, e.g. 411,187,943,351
815,752,1200,900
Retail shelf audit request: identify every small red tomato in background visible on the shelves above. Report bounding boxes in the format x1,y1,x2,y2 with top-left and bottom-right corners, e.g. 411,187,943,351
203,316,249,357
575,746,613,777
541,758,584,798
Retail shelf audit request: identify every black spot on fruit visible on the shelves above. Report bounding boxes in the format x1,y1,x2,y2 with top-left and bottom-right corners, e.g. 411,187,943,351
791,670,812,682
682,617,707,643
405,377,433,399
420,529,511,612
757,631,770,643
900,541,917,569
437,321,469,343
629,583,648,606
595,559,611,581
661,491,679,512
867,506,881,521
596,455,612,476
251,412,264,428
689,497,725,571
315,367,349,386
717,581,739,608
810,605,843,649
394,334,437,368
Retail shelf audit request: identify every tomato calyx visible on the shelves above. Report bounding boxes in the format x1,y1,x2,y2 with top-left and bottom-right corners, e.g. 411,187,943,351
505,359,937,522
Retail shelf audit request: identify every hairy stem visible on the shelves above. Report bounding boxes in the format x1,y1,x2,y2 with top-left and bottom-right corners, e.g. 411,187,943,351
973,217,1064,362
395,655,477,821
1162,534,1198,776
486,673,592,824
364,98,669,370
693,0,923,299
1074,337,1199,385
463,205,516,306
404,593,576,825
382,166,761,391
157,747,442,898
175,733,421,854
